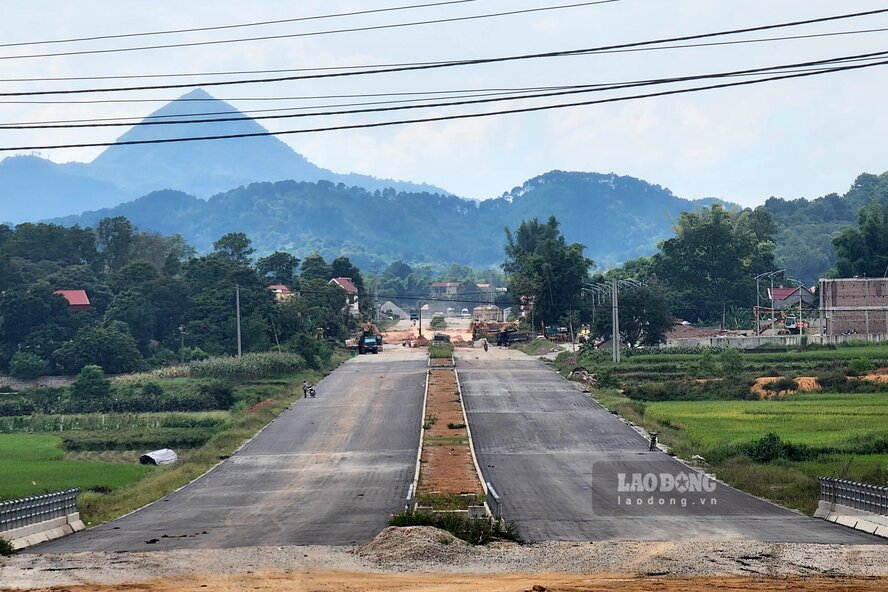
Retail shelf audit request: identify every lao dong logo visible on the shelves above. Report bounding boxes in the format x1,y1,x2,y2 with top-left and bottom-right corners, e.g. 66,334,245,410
617,472,717,494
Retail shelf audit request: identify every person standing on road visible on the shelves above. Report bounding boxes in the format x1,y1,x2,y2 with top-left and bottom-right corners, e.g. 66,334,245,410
302,380,310,399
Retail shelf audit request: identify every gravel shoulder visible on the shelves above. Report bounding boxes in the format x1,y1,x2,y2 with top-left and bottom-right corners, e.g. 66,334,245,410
4,527,888,589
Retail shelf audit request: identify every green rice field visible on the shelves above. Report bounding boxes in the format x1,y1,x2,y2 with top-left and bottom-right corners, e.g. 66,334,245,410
0,433,152,500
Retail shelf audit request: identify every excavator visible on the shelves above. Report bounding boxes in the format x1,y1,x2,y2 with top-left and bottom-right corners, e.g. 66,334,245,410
470,320,529,345
754,307,810,335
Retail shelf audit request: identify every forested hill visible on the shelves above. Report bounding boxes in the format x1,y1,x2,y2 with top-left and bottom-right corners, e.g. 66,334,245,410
51,170,713,270
0,88,449,223
762,171,888,284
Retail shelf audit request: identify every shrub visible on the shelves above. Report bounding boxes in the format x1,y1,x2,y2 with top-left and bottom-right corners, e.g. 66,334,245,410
695,349,718,376
71,365,111,400
815,372,848,389
848,357,875,376
199,380,234,409
0,396,36,416
429,317,446,330
0,537,16,556
718,348,744,377
447,422,466,429
762,377,799,394
742,433,815,463
595,367,620,389
9,352,48,379
61,427,216,451
428,343,454,359
389,510,519,545
623,379,754,402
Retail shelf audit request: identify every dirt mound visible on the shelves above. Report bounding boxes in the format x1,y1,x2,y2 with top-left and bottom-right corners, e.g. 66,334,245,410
359,526,469,563
863,373,888,383
752,376,819,398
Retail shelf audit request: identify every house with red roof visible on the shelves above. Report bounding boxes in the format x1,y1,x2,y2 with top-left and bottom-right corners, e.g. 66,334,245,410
329,277,360,316
768,285,816,310
266,284,293,301
54,289,91,312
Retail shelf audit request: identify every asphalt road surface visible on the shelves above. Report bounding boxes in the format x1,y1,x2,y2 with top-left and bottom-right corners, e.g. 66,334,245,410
457,349,880,543
33,350,427,552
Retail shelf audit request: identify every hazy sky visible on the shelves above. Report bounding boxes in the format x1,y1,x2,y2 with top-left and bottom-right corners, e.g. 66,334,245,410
2,0,888,205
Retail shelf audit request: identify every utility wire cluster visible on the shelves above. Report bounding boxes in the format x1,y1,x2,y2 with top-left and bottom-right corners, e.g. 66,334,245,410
2,3,887,151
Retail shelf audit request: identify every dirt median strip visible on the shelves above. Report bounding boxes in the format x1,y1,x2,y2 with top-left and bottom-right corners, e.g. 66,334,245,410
417,367,484,503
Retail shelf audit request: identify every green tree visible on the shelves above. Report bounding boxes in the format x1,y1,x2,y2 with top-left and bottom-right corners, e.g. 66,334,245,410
590,282,672,347
503,216,593,326
256,251,300,285
53,325,144,374
832,199,888,278
9,351,48,379
212,232,255,266
96,216,136,272
653,204,776,324
71,365,111,399
300,252,332,281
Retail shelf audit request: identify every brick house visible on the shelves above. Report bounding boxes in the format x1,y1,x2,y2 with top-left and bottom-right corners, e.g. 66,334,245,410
820,278,888,335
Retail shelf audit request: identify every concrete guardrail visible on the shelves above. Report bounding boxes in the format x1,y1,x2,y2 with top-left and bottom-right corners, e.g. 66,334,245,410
815,477,888,538
0,489,85,549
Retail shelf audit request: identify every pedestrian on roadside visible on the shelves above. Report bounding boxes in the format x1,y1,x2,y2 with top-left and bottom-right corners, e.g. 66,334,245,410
302,380,309,399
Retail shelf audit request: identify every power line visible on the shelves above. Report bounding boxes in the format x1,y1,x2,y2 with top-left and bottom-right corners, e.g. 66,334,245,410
0,0,481,48
6,51,886,130
3,55,886,152
0,1,621,62
0,85,598,127
4,24,888,85
2,8,887,96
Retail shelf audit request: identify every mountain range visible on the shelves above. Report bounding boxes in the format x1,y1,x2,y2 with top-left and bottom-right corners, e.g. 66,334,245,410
49,170,716,271
3,88,884,280
0,89,449,223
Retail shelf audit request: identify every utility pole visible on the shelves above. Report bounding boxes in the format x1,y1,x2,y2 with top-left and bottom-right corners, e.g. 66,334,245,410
235,284,242,358
612,277,620,364
418,300,423,338
179,325,186,364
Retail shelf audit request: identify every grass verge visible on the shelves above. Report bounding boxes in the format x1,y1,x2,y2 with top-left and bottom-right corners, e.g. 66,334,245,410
428,343,454,359
389,509,519,544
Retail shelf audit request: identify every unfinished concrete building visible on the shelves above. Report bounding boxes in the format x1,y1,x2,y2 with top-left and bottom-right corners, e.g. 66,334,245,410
820,278,888,335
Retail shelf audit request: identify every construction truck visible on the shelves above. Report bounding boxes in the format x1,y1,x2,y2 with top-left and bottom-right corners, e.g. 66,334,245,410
350,323,383,354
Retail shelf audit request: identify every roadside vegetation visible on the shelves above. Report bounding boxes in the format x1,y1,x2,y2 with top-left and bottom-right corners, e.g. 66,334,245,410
428,343,454,359
389,510,519,545
0,350,350,524
555,342,888,514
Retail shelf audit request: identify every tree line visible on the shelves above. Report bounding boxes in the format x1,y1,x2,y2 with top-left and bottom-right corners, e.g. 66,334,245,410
503,196,887,345
0,217,365,378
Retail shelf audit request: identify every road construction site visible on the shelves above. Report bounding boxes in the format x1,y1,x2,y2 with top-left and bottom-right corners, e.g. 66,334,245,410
4,315,885,590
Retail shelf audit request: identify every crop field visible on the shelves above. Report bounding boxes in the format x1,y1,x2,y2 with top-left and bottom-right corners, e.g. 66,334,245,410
0,433,152,500
0,351,351,522
645,392,888,448
556,342,888,513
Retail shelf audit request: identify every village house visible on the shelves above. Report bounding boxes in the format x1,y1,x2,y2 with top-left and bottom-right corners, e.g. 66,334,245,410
767,285,816,310
266,284,293,301
54,289,91,312
329,277,360,316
